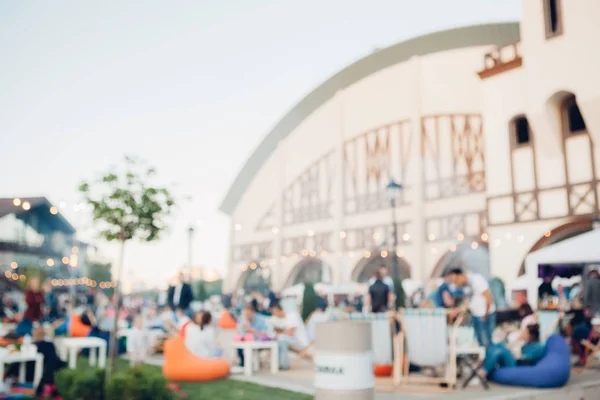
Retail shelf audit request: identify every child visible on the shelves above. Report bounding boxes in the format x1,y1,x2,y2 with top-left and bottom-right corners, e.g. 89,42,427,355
127,315,150,367
580,317,600,366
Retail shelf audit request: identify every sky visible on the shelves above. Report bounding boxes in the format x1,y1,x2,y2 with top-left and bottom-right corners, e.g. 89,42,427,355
0,0,521,290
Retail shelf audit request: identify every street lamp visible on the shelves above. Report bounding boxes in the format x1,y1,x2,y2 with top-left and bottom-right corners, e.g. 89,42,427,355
386,179,403,280
187,226,195,277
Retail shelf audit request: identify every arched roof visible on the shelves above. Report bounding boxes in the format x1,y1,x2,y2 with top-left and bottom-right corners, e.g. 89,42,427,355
219,22,520,215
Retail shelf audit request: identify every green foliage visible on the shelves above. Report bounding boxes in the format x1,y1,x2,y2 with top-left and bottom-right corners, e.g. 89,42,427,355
394,278,405,309
106,367,174,400
301,283,318,321
78,156,176,243
17,266,47,290
88,261,112,283
55,368,105,400
57,366,174,400
195,280,209,302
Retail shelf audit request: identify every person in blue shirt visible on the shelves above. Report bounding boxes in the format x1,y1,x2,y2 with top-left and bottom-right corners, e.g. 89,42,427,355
236,304,269,367
478,323,545,382
435,270,462,308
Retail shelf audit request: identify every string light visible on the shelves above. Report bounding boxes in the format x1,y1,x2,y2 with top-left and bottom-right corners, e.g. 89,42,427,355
544,231,552,237
49,206,58,215
339,231,347,239
481,233,488,242
259,261,267,268
241,264,248,271
250,263,257,270
11,273,18,280
364,251,371,258
428,234,435,241
12,198,21,206
22,202,31,211
280,255,287,262
381,250,388,258
19,275,25,281
291,252,298,258
309,250,316,257
396,250,404,257
471,242,479,249
457,233,464,241
517,235,524,243
450,245,457,252
10,262,17,269
62,257,69,264
320,250,327,256
4,271,10,278
373,232,380,240
402,233,410,241
47,259,54,267
72,246,79,254
301,249,308,256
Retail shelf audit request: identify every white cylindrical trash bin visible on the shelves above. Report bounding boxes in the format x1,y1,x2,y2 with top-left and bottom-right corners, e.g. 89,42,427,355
314,320,374,400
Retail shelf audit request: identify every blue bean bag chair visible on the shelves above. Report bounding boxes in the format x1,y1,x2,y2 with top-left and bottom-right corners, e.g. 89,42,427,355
491,335,570,388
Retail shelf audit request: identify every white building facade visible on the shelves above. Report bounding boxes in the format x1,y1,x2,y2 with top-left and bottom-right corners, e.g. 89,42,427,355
220,1,600,293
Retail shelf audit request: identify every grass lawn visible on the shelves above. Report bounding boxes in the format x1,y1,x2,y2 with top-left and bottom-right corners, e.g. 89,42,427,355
76,358,312,400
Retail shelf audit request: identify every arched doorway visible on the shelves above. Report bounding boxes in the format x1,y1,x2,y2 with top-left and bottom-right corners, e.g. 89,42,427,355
285,258,331,287
352,251,411,283
517,217,594,276
236,263,271,293
430,242,490,279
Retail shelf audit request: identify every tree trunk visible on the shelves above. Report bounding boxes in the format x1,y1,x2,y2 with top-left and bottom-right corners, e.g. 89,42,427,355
105,239,126,382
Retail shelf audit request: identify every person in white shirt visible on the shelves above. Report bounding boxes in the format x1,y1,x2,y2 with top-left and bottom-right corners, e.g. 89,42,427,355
127,316,150,367
270,303,308,370
185,311,222,358
448,268,496,349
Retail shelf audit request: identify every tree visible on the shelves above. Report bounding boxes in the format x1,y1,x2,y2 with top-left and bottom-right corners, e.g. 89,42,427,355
301,283,318,321
79,156,175,379
394,278,405,309
195,280,209,302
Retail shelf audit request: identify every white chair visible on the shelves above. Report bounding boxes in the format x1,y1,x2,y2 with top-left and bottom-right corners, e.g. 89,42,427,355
395,308,457,390
347,312,395,366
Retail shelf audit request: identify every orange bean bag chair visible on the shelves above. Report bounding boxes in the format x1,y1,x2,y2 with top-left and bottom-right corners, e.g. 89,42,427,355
218,311,237,330
69,315,92,337
374,364,393,377
162,337,230,382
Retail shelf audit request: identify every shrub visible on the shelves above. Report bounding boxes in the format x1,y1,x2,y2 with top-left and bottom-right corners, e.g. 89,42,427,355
57,366,175,400
301,283,318,321
107,367,174,400
55,368,104,400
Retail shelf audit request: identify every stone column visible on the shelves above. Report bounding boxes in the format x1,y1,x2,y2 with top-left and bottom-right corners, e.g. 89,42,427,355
333,90,346,284
272,142,285,290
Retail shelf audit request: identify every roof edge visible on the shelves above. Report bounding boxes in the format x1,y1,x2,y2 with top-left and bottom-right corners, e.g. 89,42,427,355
219,22,521,215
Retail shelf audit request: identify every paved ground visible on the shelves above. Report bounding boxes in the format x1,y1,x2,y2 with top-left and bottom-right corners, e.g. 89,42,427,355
238,358,600,400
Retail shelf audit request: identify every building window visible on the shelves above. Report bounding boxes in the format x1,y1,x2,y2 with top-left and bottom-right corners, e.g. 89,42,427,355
512,116,531,146
543,0,563,38
561,95,587,135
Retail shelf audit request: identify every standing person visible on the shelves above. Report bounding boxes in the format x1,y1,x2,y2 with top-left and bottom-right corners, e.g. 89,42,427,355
270,303,308,370
42,280,58,322
267,284,278,309
170,273,194,316
448,268,496,348
538,275,555,301
435,270,456,308
584,268,600,317
25,276,45,322
127,315,151,367
368,269,392,313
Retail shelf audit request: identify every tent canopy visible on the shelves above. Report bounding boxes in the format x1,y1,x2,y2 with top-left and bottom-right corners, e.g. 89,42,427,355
526,229,600,307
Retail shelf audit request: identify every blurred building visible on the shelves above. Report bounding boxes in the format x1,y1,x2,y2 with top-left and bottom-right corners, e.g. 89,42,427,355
0,197,95,283
221,1,600,292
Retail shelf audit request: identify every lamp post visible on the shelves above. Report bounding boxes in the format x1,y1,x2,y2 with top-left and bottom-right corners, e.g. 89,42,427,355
386,179,403,280
187,226,195,277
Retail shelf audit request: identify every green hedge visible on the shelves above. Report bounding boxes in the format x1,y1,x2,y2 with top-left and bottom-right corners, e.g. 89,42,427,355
301,283,318,321
55,366,175,400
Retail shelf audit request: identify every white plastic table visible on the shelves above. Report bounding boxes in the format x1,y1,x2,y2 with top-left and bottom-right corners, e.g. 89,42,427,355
0,351,44,388
232,340,278,377
55,337,107,369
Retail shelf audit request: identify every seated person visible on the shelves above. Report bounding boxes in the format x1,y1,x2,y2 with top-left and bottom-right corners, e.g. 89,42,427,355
577,317,600,366
175,307,191,335
479,324,545,382
500,303,537,343
270,302,308,370
236,305,269,367
185,311,222,358
145,306,165,330
32,326,66,396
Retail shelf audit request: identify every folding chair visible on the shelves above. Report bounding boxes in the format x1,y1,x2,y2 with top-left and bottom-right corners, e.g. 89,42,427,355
394,308,458,391
537,310,564,342
452,324,489,390
582,339,600,368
